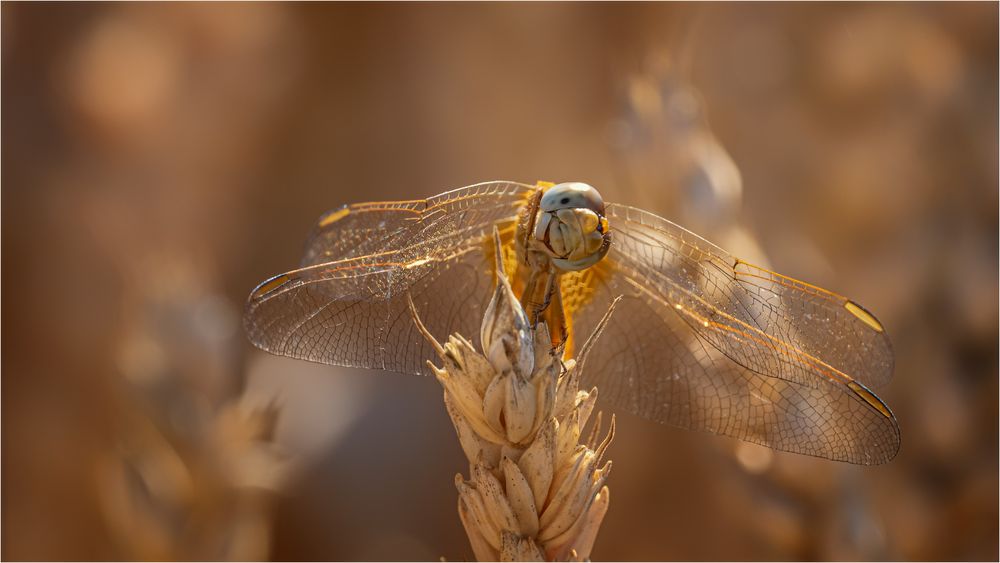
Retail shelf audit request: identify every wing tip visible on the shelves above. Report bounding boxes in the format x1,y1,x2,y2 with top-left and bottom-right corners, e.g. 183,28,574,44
243,273,299,353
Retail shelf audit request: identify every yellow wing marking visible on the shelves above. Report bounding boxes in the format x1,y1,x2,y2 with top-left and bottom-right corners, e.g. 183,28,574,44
845,301,885,333
253,274,294,298
318,208,351,227
847,381,894,419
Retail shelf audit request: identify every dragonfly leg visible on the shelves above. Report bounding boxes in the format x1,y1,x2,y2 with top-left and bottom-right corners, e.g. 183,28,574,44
541,275,568,348
518,266,547,325
516,188,543,264
518,266,567,348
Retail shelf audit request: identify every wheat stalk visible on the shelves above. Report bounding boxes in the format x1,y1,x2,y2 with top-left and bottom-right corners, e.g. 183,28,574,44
409,228,617,561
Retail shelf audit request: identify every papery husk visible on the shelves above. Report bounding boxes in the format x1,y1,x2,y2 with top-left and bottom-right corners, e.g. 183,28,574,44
409,230,622,561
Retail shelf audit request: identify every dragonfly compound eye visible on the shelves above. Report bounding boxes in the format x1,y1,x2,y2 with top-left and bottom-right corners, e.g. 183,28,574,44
534,182,612,271
539,182,606,215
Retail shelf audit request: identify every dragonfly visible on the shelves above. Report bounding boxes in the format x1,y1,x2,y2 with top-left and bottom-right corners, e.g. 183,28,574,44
244,180,900,465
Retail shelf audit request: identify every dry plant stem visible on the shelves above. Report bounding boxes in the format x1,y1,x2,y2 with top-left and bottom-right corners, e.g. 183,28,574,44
99,393,289,561
97,266,290,561
409,227,618,562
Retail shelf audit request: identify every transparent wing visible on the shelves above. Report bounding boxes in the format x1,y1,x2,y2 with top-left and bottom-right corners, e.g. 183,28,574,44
606,204,893,389
244,181,535,374
565,204,899,464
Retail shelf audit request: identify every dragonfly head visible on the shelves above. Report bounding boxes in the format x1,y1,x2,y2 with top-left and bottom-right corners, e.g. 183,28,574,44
533,182,612,271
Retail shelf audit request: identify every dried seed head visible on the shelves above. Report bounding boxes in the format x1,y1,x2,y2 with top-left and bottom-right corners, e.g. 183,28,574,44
410,225,620,561
481,227,535,379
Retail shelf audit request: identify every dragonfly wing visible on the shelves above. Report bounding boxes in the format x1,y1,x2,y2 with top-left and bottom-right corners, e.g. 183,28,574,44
300,181,536,266
561,203,899,463
244,181,536,375
604,204,894,390
568,280,900,464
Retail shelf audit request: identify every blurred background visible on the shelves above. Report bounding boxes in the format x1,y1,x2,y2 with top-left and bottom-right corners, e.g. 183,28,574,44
3,2,997,561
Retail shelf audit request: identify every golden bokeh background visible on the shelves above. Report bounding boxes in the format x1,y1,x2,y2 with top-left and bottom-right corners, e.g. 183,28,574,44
3,3,997,560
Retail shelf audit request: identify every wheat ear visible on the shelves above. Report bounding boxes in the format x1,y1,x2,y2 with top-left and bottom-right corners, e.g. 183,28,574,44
409,227,618,561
